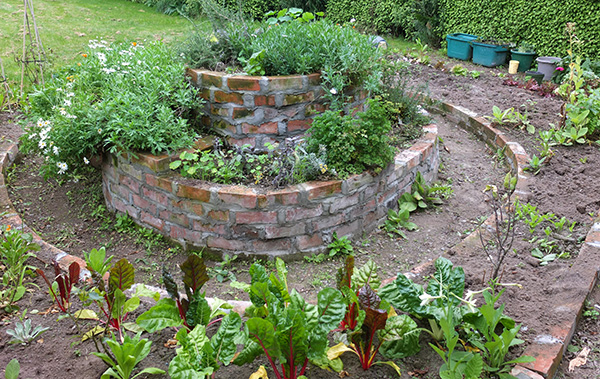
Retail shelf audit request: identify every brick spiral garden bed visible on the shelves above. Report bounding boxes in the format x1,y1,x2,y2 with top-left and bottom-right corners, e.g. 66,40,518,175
101,124,439,258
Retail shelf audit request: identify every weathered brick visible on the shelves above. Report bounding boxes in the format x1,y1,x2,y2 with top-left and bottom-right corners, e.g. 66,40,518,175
268,76,304,91
169,224,187,240
214,91,244,105
521,343,563,378
252,239,292,252
307,73,321,86
410,141,434,159
303,180,342,200
232,108,254,119
236,211,278,224
230,137,256,148
285,205,323,222
265,223,306,239
586,230,600,244
199,88,210,101
145,174,173,192
207,236,246,251
296,234,323,251
159,209,189,227
193,220,227,234
56,254,87,276
283,92,314,106
231,225,261,239
287,119,313,132
194,136,214,151
213,120,237,135
176,199,204,217
176,183,211,202
336,184,366,207
396,150,421,170
142,187,169,205
201,71,224,88
313,214,345,231
335,219,361,238
131,153,171,173
217,186,258,209
210,105,229,117
242,122,278,134
207,210,230,222
141,211,164,231
185,68,200,85
228,77,261,91
254,95,276,107
267,188,300,205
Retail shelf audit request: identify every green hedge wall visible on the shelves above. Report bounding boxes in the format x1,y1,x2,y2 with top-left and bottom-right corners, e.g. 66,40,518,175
439,0,600,58
326,0,413,37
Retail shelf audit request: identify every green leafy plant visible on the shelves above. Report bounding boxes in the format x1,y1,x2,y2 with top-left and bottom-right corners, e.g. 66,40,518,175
210,253,238,283
92,333,165,379
36,260,80,313
515,42,535,53
234,258,347,379
22,40,201,178
306,99,394,177
136,255,228,333
4,359,21,379
451,64,468,76
463,290,535,377
380,257,470,341
238,49,266,76
524,154,546,175
168,313,242,379
264,7,324,24
485,106,515,125
0,226,40,312
6,318,50,345
382,204,417,239
328,232,354,257
470,70,481,79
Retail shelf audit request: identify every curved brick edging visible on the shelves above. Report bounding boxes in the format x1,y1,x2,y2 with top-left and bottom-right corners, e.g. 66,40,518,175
102,125,439,258
186,69,368,150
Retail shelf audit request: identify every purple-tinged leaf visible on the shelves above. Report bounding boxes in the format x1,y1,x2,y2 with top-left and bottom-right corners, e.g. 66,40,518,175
181,255,208,295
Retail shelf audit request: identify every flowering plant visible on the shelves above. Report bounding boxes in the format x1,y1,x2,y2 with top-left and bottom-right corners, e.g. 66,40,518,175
22,40,202,178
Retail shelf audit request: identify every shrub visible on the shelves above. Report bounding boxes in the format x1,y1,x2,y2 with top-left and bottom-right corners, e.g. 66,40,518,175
22,40,201,178
326,0,414,37
305,99,394,177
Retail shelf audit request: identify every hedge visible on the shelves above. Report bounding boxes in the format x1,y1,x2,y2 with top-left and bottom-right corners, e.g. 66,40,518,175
326,0,413,37
439,0,600,58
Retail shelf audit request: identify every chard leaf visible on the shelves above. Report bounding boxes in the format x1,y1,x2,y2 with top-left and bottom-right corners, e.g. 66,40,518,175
275,257,288,293
249,263,268,284
181,255,209,295
362,306,388,336
379,274,426,318
111,288,126,319
276,309,309,367
136,298,183,332
162,266,180,301
336,255,354,290
352,260,381,290
317,288,346,332
170,325,217,379
123,296,140,313
246,318,281,363
358,285,381,309
186,292,212,328
250,282,271,307
290,289,318,330
68,261,81,286
108,258,135,296
427,257,465,307
210,312,242,365
378,315,421,359
268,273,290,304
234,339,263,366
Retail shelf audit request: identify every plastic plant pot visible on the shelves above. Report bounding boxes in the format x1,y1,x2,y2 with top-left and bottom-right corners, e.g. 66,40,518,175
446,33,478,60
471,42,509,67
525,70,544,85
511,50,536,72
536,56,561,80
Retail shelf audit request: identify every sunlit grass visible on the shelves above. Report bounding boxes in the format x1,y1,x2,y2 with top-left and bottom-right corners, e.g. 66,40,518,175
0,0,209,94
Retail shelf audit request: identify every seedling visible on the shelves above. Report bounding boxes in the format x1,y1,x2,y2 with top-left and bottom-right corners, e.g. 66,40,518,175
328,232,354,257
451,64,468,76
524,154,546,175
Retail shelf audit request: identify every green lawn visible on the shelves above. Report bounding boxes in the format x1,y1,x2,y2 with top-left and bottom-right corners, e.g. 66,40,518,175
0,0,208,93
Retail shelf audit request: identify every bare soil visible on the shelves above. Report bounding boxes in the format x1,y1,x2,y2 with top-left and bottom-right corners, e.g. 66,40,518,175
1,52,600,379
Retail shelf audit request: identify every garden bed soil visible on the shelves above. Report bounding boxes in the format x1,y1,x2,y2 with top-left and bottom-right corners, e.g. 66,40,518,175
2,53,600,378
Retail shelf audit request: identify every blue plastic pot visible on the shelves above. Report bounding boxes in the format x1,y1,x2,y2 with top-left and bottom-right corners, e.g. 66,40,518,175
446,33,478,60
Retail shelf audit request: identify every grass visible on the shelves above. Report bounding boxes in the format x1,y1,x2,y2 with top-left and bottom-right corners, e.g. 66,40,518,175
0,0,209,94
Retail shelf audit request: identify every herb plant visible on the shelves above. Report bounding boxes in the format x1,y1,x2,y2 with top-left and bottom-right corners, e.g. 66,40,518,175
328,233,354,257
6,318,50,345
0,226,40,312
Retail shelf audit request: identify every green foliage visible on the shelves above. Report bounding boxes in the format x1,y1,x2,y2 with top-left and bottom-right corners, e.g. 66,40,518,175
439,0,600,57
382,206,417,239
306,99,394,177
0,226,40,312
327,232,354,257
22,40,201,178
235,258,346,379
93,333,165,379
6,318,50,345
210,254,238,283
4,359,20,379
326,0,414,37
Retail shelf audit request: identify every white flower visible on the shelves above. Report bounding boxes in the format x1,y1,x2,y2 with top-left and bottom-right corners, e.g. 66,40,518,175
28,133,37,140
64,99,71,107
137,60,142,65
56,88,63,92
66,114,77,119
43,120,50,126
329,88,338,95
350,18,356,23
121,62,130,66
73,177,79,183
83,157,90,165
38,140,47,149
97,52,106,63
53,146,60,155
66,92,75,97
418,293,442,307
37,119,44,127
56,161,68,175
60,108,67,116
102,68,116,74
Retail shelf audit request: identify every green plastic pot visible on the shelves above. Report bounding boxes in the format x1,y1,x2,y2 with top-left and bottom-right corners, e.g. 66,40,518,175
446,33,478,60
471,42,509,67
525,71,544,84
510,50,536,72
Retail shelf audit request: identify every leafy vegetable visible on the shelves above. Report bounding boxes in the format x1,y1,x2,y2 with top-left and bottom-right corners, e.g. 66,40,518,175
37,261,80,313
93,333,164,379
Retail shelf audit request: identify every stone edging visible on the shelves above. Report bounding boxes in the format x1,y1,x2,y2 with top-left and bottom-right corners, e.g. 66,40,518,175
102,124,439,258
2,96,598,378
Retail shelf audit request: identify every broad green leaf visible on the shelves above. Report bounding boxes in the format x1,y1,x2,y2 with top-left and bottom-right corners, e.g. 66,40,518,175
74,309,98,319
352,260,381,290
209,298,232,321
379,275,426,318
210,312,242,365
162,267,180,301
133,284,160,301
249,263,268,284
168,354,213,379
122,322,144,334
379,315,421,359
5,359,20,379
427,257,465,307
246,318,281,362
124,296,140,313
181,255,209,294
463,351,483,379
133,367,165,378
275,258,288,293
136,298,183,332
109,258,135,295
186,292,212,328
111,288,126,319
317,288,346,331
